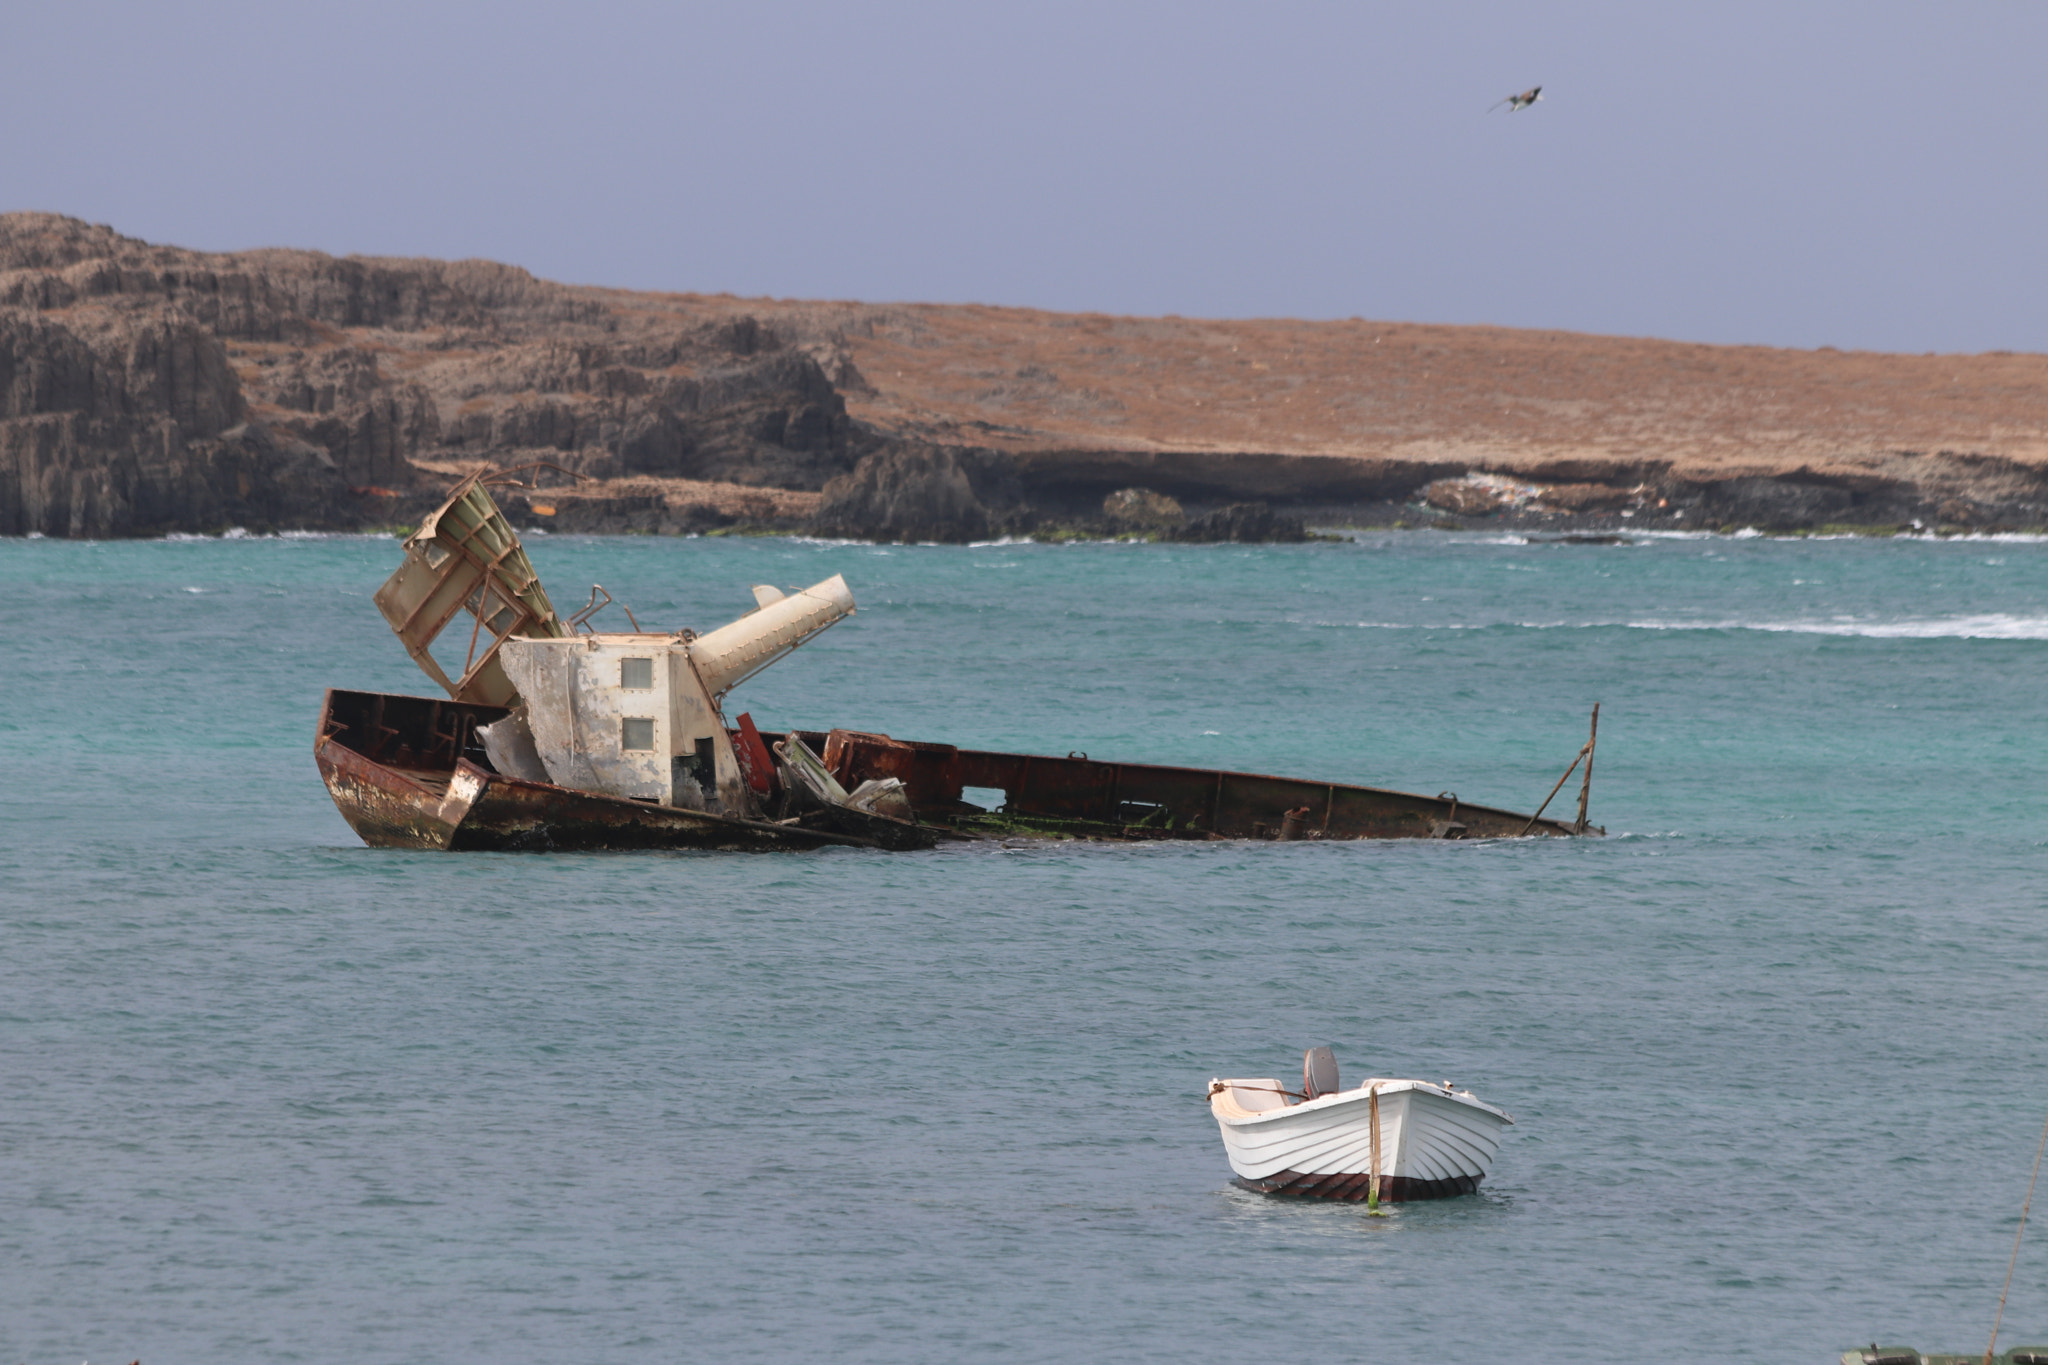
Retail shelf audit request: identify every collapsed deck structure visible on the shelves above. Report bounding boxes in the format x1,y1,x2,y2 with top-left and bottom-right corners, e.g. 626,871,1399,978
316,472,1603,852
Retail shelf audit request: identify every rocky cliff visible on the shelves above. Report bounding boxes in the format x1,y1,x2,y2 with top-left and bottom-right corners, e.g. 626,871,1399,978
7,212,2048,540
0,214,871,536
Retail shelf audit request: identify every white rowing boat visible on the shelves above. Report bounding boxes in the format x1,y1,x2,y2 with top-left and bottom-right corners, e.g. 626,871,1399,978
1207,1047,1513,1202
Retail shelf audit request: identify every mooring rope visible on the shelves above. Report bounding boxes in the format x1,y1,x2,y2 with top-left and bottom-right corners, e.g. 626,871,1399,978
1368,1083,1385,1215
1986,1104,2048,1365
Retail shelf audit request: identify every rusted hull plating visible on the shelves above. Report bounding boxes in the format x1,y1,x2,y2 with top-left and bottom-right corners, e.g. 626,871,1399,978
802,728,1596,841
316,690,871,852
317,689,1596,852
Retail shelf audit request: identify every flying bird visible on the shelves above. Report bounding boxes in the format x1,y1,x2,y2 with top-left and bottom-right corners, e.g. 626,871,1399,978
1490,86,1542,113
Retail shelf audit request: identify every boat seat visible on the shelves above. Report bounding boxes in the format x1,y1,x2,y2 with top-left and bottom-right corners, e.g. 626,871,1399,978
1304,1046,1339,1099
1220,1080,1291,1113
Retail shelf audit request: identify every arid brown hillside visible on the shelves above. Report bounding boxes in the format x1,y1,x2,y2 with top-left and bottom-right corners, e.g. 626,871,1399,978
738,299,2048,533
5,211,2046,539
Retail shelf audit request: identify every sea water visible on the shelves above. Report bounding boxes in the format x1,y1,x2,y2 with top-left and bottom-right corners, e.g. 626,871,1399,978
2,529,2046,1364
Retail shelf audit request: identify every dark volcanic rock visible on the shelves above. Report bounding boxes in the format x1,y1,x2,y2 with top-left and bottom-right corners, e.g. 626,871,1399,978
812,446,993,542
1696,476,1856,530
1168,501,1308,543
527,494,735,536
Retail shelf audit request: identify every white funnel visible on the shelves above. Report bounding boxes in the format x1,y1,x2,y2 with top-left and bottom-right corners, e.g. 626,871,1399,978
690,574,855,698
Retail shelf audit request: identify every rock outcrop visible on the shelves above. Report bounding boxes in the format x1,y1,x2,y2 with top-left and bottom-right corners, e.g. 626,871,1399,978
0,213,869,536
814,446,996,542
1102,486,1185,531
1169,502,1309,543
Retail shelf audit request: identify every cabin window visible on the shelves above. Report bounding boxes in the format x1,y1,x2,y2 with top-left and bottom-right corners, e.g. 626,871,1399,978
463,584,518,638
621,717,656,751
620,657,654,689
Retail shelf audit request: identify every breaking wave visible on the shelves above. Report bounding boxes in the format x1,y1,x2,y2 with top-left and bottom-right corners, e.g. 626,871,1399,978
1618,613,2048,639
158,528,390,542
1308,614,2048,639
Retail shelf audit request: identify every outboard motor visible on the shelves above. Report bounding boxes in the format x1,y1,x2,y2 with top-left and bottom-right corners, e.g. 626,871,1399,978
1303,1046,1339,1099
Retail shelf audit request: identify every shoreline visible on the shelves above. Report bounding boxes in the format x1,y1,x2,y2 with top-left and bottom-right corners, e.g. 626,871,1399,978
11,519,2047,546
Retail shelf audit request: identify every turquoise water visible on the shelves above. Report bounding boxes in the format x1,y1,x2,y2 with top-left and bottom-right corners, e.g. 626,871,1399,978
3,529,2046,1364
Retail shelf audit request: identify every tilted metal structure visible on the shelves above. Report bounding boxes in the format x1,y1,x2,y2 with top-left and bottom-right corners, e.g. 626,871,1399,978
372,471,565,706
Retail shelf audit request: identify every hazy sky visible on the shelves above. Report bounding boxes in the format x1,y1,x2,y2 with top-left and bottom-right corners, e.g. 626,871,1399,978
7,1,2044,353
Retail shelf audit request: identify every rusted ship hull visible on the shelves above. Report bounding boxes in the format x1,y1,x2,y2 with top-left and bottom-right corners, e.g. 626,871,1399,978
317,688,1595,852
315,690,883,852
810,728,1596,841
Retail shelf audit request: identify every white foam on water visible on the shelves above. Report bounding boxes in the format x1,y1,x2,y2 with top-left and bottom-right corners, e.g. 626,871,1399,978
1620,613,2048,639
1298,614,2048,639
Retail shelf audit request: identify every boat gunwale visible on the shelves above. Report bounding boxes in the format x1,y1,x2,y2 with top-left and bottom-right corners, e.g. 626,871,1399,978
940,748,1586,836
1211,1077,1516,1126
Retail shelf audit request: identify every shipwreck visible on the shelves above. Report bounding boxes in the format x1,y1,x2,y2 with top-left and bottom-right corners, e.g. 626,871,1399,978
315,472,1605,852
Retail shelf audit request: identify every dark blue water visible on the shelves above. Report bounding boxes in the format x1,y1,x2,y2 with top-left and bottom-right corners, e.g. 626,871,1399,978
4,529,2047,1364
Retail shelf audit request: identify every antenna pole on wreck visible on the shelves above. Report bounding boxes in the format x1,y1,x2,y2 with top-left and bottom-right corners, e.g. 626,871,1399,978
1520,708,1599,837
1574,703,1599,833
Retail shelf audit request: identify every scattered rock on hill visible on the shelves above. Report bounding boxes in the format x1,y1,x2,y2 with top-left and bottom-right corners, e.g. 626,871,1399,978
1102,486,1185,531
1533,482,1637,513
1420,478,1508,517
1421,472,1643,521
